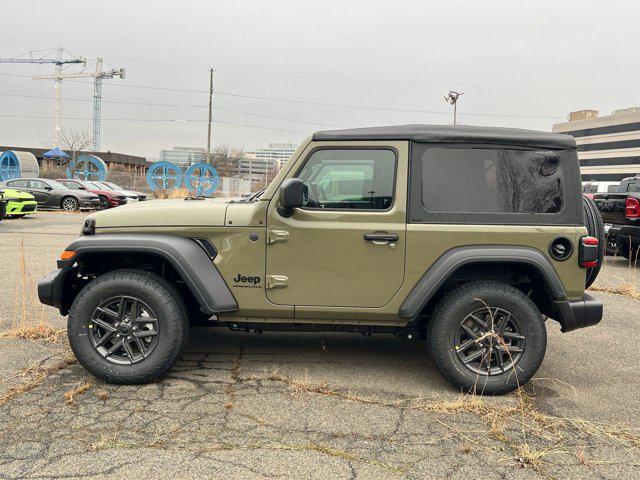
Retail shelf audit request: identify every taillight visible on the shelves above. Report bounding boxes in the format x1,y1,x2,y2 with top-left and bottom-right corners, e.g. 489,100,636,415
579,236,599,268
625,197,640,218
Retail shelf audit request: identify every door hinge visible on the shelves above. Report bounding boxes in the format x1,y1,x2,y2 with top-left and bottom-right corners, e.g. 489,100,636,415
265,275,288,289
266,230,289,245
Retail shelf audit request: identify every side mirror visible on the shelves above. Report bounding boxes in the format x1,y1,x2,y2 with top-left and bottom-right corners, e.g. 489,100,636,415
44,186,52,191
277,178,304,217
79,186,86,190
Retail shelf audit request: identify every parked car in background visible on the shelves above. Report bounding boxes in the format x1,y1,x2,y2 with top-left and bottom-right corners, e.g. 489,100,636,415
98,181,147,202
57,178,127,210
594,175,640,260
0,187,37,217
1,178,100,211
0,190,6,221
582,181,620,199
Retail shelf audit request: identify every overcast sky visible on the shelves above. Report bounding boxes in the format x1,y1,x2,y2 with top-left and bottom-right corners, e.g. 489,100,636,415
0,0,638,159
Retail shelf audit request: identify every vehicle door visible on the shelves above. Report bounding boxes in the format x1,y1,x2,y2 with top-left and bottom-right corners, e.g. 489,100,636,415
27,180,54,206
265,142,408,318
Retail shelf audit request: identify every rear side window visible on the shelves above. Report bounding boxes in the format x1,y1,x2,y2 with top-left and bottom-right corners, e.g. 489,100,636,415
627,182,640,193
421,148,562,214
408,143,582,225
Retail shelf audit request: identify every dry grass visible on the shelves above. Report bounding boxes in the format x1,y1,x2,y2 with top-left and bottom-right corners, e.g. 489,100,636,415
241,370,640,471
64,379,94,405
152,188,192,199
0,352,77,407
1,239,61,341
589,237,640,300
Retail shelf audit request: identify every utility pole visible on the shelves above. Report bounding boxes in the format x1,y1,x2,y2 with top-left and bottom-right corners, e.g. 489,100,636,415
444,90,464,126
206,68,214,164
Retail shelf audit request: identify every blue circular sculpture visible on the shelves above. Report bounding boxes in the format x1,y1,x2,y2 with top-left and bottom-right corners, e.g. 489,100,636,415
146,161,183,191
184,163,220,196
67,154,108,181
0,151,21,181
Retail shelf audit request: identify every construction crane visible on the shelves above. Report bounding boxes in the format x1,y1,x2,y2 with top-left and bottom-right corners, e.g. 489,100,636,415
0,47,86,147
35,57,125,150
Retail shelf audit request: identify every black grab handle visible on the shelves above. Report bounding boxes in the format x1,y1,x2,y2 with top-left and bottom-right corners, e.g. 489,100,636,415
364,233,399,242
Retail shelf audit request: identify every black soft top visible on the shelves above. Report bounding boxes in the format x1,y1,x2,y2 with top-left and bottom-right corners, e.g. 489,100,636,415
313,124,576,150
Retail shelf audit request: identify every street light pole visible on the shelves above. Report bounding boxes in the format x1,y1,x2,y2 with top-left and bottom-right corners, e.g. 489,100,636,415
444,90,464,126
206,68,214,164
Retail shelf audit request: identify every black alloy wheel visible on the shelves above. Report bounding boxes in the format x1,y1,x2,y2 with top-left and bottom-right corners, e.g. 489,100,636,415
453,307,526,376
89,296,160,365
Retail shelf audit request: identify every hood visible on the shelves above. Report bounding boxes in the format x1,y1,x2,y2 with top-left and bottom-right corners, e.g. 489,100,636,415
91,198,231,229
72,189,99,199
1,188,34,200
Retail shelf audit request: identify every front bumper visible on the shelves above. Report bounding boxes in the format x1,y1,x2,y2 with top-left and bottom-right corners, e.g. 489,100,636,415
38,268,67,313
6,199,37,215
553,293,603,332
80,198,101,209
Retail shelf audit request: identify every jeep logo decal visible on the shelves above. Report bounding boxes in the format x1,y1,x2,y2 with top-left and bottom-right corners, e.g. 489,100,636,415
232,273,261,288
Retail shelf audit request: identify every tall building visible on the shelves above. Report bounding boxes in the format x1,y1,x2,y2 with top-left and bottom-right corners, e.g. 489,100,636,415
245,142,297,170
237,156,278,181
552,108,640,181
158,147,206,168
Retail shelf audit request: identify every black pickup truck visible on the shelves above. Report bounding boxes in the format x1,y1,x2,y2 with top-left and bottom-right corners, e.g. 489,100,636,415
593,176,640,260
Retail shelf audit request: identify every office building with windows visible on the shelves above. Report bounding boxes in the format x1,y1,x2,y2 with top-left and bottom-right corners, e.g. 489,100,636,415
552,108,640,181
158,147,206,168
245,143,297,170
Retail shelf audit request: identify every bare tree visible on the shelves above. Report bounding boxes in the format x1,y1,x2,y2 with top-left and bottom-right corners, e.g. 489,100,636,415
59,129,92,163
211,145,243,178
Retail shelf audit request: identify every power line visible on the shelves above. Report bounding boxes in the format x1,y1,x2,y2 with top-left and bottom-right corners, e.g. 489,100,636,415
0,83,566,120
2,38,638,95
0,92,346,127
0,113,310,134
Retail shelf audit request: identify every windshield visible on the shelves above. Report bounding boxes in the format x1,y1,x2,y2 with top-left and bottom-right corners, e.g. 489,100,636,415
90,182,109,190
104,181,123,190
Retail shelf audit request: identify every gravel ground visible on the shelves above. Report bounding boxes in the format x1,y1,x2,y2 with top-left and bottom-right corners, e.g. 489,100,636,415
0,212,639,479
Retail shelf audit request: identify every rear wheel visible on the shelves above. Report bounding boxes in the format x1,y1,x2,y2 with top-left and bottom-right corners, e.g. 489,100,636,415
427,281,546,395
61,196,79,212
582,196,604,288
68,269,188,384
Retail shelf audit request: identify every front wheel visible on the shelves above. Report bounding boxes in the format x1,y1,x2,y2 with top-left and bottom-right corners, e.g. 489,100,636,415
427,281,546,395
68,269,188,384
61,196,79,212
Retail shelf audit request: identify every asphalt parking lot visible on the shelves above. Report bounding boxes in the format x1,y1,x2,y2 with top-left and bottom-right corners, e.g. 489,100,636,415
1,212,639,479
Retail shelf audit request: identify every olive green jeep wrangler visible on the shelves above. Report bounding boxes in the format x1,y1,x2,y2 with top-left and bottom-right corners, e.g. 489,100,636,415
39,125,604,394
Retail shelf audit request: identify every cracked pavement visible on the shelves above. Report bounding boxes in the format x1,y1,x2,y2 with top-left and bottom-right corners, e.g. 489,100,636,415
0,212,639,479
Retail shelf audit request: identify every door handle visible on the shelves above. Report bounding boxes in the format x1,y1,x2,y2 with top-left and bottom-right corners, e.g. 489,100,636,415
364,233,399,242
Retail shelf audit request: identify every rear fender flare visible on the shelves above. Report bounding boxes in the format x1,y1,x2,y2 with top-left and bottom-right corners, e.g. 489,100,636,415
399,245,566,319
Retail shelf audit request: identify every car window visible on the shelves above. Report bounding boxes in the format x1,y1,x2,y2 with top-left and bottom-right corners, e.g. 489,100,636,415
63,181,81,190
582,185,598,194
9,180,27,188
30,180,48,189
296,149,396,210
420,148,563,214
45,179,69,190
627,182,640,193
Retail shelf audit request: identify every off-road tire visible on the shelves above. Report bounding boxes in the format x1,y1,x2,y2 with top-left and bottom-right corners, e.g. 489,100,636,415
61,196,79,212
68,269,188,384
427,281,546,395
583,196,604,288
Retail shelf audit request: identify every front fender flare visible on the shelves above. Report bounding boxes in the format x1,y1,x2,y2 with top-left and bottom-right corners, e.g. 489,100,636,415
47,234,238,316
